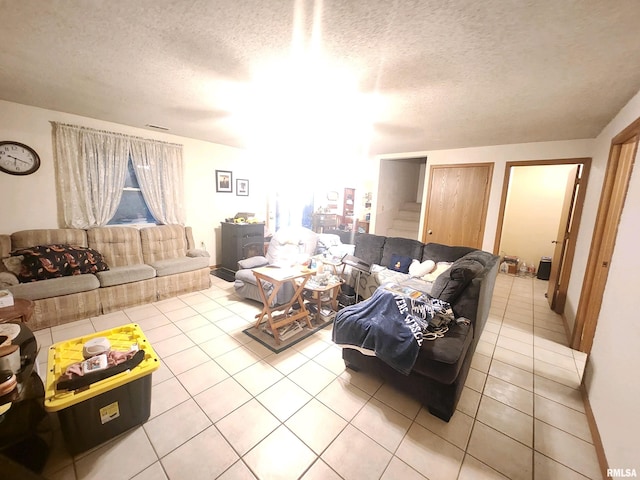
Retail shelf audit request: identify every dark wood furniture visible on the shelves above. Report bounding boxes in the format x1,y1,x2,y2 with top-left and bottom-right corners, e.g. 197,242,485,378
220,222,265,272
0,299,35,324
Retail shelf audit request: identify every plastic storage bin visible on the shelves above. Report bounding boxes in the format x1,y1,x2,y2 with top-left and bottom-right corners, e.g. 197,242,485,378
44,323,159,454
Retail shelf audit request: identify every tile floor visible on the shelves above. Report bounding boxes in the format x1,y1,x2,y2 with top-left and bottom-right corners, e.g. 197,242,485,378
32,273,601,480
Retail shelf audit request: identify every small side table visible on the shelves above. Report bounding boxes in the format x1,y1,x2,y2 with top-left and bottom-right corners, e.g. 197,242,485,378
253,266,314,345
302,279,342,322
0,299,35,324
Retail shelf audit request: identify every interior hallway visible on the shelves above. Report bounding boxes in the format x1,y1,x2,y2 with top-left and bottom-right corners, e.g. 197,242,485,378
32,272,600,480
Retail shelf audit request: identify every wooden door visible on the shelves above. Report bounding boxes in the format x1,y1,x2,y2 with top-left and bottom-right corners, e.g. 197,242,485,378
573,136,638,352
422,163,493,248
547,165,581,311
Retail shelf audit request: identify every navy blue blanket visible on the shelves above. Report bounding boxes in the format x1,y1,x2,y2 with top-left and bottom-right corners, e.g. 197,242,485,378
332,284,453,375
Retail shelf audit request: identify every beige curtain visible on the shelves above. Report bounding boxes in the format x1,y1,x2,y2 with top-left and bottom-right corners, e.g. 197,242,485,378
130,139,185,225
52,122,184,227
52,123,128,228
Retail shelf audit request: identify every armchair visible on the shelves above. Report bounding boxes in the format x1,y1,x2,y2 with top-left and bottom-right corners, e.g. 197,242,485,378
234,226,318,305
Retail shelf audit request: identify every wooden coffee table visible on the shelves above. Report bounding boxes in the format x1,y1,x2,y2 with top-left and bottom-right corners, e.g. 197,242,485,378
0,298,35,324
253,266,314,345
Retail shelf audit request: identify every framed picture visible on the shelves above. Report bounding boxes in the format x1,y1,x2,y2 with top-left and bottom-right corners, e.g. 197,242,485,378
236,178,249,196
215,170,233,193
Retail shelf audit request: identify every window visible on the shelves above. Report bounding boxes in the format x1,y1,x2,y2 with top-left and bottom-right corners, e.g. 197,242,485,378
108,157,157,225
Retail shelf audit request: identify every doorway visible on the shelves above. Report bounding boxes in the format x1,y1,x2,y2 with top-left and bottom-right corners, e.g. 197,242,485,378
493,158,591,314
572,118,639,353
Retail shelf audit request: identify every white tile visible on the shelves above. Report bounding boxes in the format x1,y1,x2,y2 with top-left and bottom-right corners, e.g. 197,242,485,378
457,386,482,418
233,359,284,396
465,367,487,393
322,424,393,480
256,377,312,421
533,358,581,389
243,425,317,480
215,399,280,455
215,344,260,375
195,377,252,423
301,459,343,480
534,375,585,413
493,346,534,372
483,375,534,415
285,398,348,455
415,406,474,450
173,313,210,332
265,347,310,375
459,454,510,480
395,423,464,480
152,333,195,358
217,460,257,480
132,462,168,480
317,376,371,421
534,419,600,479
467,421,532,480
476,395,533,447
288,359,337,396
339,367,384,396
198,334,242,358
176,359,229,396
533,451,591,480
162,345,210,376
144,398,211,457
74,427,157,480
534,395,592,443
381,457,428,480
373,383,422,419
311,345,346,375
352,397,413,452
161,426,239,480
149,376,191,419
489,359,534,392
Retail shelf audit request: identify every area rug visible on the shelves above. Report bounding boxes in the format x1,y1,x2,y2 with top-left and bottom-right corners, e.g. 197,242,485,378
243,317,334,354
210,268,236,282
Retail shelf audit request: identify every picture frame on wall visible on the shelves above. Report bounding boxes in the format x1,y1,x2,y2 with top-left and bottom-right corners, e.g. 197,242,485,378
215,170,233,193
236,179,249,196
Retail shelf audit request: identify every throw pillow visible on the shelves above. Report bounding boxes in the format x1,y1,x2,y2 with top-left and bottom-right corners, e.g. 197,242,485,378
450,259,484,282
11,244,109,282
409,259,435,278
431,258,484,303
388,254,412,273
430,272,468,304
421,262,452,282
2,255,24,275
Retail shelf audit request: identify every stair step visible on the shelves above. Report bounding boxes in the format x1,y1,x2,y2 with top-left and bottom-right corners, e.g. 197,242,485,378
387,227,419,240
402,202,422,212
392,218,419,230
397,210,420,221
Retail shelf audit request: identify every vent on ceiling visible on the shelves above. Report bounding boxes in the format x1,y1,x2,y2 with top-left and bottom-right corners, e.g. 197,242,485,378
145,123,169,131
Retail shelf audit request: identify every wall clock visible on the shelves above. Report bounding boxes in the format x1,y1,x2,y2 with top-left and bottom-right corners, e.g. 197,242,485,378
0,141,41,175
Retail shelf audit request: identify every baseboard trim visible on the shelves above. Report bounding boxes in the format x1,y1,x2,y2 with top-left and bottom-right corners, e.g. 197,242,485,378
580,378,609,480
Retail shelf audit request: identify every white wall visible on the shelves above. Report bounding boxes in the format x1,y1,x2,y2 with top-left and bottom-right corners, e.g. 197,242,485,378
583,89,640,472
0,100,267,265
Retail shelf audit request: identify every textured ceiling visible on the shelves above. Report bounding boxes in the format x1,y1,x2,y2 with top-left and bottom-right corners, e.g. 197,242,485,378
2,0,640,155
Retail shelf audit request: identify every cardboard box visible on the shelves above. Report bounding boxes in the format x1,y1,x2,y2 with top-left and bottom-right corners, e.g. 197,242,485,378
0,290,14,308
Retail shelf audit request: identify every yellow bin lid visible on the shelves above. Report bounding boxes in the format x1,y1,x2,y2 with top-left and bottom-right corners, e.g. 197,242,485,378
44,323,160,412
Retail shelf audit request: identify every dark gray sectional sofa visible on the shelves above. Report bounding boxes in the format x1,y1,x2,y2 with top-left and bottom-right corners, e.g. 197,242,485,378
336,233,499,422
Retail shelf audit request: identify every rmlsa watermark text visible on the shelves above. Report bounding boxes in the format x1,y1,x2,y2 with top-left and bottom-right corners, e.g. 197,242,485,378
607,468,637,478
